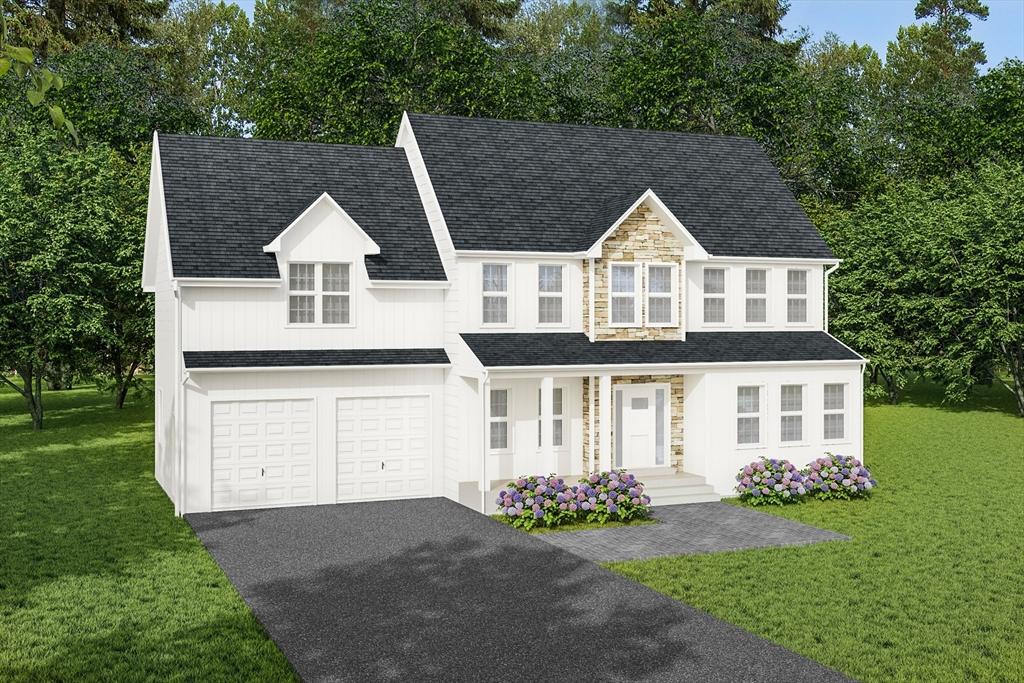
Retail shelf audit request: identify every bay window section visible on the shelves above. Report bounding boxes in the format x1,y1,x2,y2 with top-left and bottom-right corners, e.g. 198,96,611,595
610,263,639,326
703,267,726,324
482,263,509,325
647,264,675,326
537,264,564,325
745,268,767,324
787,269,808,324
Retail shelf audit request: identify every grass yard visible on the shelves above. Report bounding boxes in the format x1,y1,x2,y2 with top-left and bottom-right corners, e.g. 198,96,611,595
609,383,1024,682
0,385,295,681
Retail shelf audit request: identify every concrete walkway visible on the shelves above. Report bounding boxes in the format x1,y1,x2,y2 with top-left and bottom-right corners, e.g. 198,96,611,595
188,499,850,683
538,502,849,562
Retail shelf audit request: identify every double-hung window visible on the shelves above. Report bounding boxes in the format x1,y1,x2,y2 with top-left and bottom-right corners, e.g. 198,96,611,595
745,269,767,324
646,264,675,326
482,263,509,325
823,383,847,441
703,267,726,324
610,263,640,326
289,262,351,325
737,386,762,445
780,384,804,443
787,269,808,324
537,265,564,325
537,387,564,447
489,389,509,450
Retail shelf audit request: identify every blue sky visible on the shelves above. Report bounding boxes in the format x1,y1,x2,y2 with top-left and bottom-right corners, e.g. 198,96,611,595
782,0,1024,69
230,0,1024,68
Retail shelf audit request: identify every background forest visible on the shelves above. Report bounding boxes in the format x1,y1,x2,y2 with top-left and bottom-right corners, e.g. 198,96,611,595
1,0,1022,428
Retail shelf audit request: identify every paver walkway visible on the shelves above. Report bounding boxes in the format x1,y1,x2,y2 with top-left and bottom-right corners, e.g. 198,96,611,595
189,498,851,682
538,501,848,561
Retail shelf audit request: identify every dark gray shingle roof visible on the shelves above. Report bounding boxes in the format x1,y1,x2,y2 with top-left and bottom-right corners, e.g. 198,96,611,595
158,134,446,281
183,348,450,369
407,113,833,258
460,332,861,367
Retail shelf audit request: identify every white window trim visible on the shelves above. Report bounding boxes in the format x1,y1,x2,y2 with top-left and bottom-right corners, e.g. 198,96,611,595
537,263,567,328
702,266,728,327
536,385,567,450
823,382,850,444
744,267,770,327
609,262,641,328
786,268,813,327
779,383,808,447
286,262,355,328
481,262,513,328
736,384,766,449
645,263,679,327
489,387,512,453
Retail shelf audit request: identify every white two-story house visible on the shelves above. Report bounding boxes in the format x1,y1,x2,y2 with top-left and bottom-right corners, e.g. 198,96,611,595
142,113,865,515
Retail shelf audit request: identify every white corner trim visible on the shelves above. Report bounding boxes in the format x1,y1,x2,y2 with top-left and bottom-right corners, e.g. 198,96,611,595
584,189,709,260
367,279,450,290
263,192,381,255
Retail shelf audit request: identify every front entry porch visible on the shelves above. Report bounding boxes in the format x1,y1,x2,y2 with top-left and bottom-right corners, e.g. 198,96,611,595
479,371,718,507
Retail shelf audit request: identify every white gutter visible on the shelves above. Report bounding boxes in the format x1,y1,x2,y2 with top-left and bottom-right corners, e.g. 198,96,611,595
706,255,842,265
175,278,282,288
480,358,867,377
367,280,450,290
185,362,452,373
824,262,840,333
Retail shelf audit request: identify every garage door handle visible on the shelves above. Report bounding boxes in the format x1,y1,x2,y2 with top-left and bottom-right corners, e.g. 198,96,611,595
381,461,384,470
261,467,265,477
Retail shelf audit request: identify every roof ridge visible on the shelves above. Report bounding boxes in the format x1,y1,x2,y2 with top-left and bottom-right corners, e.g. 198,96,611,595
405,112,761,145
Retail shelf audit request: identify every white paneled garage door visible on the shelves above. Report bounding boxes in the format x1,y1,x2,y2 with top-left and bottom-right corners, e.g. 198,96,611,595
336,395,432,502
211,399,316,511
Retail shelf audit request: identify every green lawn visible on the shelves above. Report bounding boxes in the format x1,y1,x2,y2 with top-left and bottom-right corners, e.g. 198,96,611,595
609,383,1024,682
2,382,1022,681
0,385,295,681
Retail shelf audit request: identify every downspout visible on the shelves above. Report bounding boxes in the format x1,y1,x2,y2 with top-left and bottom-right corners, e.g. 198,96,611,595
824,263,840,333
479,368,490,513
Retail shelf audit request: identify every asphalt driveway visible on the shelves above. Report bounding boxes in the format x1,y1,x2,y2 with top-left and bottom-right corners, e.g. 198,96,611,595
188,498,850,683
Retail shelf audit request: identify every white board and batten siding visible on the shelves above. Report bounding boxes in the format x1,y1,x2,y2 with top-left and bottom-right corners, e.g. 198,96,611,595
181,367,445,514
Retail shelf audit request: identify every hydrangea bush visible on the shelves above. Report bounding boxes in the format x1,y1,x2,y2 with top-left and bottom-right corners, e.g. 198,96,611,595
803,453,876,500
496,470,651,530
734,458,808,506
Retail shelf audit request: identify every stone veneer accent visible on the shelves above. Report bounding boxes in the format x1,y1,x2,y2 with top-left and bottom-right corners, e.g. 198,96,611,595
584,204,685,340
582,375,684,472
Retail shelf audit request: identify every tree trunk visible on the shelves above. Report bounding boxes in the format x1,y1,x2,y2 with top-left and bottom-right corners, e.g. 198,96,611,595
114,359,141,409
4,367,44,430
999,342,1024,418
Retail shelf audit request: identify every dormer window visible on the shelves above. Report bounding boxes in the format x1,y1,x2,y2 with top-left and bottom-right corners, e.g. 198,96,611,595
288,262,352,325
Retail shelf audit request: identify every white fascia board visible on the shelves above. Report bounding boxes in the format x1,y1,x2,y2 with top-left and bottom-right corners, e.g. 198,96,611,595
175,277,282,288
263,192,381,255
704,255,841,265
142,132,174,292
584,189,710,260
484,358,867,379
456,249,589,259
186,362,452,374
367,279,450,289
824,332,866,362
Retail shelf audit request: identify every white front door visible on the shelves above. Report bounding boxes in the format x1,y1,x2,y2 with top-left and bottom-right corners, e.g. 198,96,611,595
614,384,669,469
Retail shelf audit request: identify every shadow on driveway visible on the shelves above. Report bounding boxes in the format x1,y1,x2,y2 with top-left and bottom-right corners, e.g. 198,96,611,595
188,498,850,682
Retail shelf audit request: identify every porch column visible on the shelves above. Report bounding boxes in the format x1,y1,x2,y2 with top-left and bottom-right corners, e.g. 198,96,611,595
540,375,554,473
598,374,611,473
479,375,490,496
586,375,596,475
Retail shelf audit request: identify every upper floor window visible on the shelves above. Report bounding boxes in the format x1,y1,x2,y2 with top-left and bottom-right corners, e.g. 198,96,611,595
745,269,767,324
647,264,676,326
288,262,351,325
823,383,847,441
537,387,564,447
482,263,509,325
538,265,564,325
787,269,808,324
703,267,726,324
610,263,640,326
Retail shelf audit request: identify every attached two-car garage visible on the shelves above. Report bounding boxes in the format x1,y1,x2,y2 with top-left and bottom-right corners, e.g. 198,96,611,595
177,358,448,514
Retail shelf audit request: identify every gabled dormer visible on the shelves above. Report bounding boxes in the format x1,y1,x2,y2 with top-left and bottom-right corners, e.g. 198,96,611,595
264,192,381,327
583,189,708,341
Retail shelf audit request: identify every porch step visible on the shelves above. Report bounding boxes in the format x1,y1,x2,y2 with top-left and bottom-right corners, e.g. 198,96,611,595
487,470,721,507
